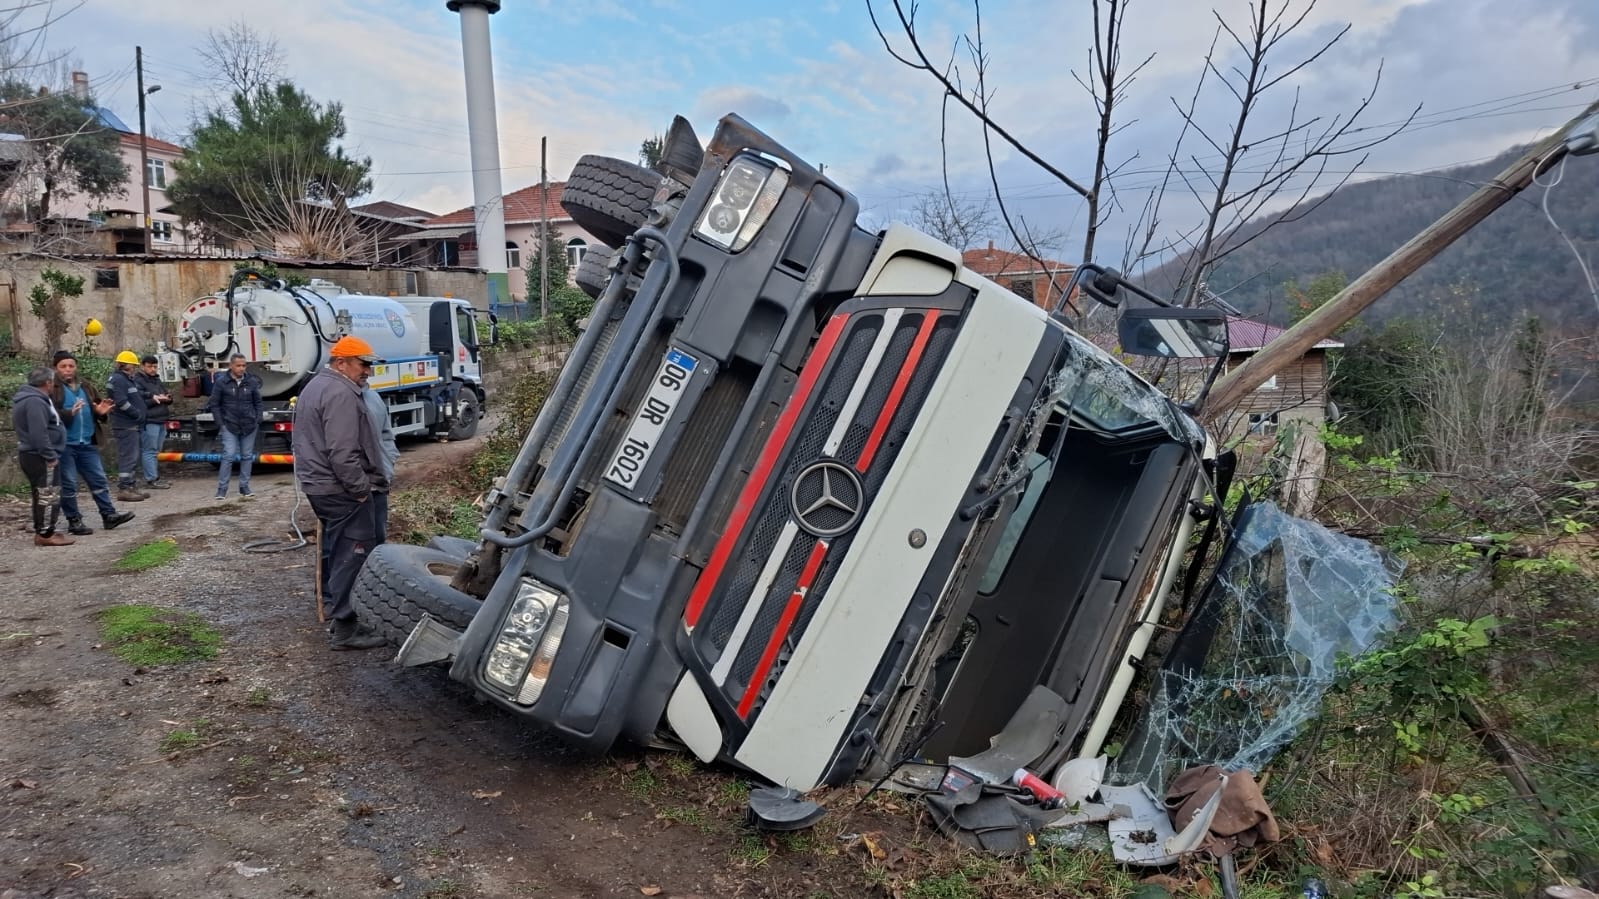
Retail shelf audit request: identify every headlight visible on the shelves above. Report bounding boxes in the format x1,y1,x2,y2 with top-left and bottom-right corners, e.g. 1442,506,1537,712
693,153,790,252
515,600,570,706
483,578,560,693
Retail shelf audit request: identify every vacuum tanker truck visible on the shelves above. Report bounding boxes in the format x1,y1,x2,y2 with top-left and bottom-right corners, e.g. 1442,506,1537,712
155,270,490,462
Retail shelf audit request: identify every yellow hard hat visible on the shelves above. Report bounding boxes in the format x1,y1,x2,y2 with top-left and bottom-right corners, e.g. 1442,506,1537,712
114,350,140,365
84,317,103,337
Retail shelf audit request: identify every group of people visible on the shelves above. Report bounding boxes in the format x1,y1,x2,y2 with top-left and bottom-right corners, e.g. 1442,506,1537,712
11,349,174,544
13,335,399,651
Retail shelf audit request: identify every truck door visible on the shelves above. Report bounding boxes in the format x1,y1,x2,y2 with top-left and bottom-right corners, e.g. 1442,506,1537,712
454,303,481,383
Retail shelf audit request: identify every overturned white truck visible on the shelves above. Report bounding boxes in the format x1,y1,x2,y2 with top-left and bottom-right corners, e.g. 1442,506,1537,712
352,114,1233,791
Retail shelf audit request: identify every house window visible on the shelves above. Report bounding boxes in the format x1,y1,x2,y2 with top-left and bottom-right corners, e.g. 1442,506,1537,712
1247,411,1279,436
94,267,120,289
146,158,166,190
1258,374,1278,391
1005,277,1035,300
566,237,587,269
150,221,173,242
505,241,521,271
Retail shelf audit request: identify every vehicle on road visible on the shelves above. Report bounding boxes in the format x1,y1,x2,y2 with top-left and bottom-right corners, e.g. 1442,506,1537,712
156,275,488,460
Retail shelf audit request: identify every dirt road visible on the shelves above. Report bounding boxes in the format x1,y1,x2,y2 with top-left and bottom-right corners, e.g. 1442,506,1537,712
0,443,896,899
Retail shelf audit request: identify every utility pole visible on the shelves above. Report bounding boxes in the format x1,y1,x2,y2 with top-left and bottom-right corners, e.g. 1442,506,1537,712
1203,99,1599,417
539,135,549,319
136,47,152,255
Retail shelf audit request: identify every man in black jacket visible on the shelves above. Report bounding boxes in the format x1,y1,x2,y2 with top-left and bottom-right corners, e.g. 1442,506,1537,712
106,350,148,502
134,354,174,490
11,366,72,546
206,353,263,500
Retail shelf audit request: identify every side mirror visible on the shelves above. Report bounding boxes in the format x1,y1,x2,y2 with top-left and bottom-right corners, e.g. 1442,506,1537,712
1117,307,1230,358
487,312,500,346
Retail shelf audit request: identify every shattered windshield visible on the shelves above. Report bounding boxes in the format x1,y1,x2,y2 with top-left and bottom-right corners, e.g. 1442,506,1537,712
1050,331,1204,445
1110,502,1403,793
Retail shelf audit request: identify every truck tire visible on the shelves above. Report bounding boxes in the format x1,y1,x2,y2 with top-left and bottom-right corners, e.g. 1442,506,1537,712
446,391,480,441
575,244,613,300
351,543,481,646
561,155,657,247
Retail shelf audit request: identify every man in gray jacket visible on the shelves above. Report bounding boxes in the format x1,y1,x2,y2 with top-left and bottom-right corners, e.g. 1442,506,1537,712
11,367,72,546
361,381,400,545
292,335,388,650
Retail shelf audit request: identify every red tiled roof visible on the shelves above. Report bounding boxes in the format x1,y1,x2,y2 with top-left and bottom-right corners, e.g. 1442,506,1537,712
961,242,1074,279
1226,316,1343,352
353,201,435,221
423,181,571,227
118,132,185,155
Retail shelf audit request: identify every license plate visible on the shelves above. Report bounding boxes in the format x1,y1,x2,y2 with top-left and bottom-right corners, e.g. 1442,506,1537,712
170,431,192,443
605,348,697,490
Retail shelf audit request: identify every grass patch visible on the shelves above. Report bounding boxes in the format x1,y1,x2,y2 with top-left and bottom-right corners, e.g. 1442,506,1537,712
421,878,466,898
112,538,180,572
161,719,210,753
98,604,220,666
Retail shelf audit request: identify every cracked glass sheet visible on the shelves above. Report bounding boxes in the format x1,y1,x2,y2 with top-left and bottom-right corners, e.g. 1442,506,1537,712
1051,331,1205,446
1110,502,1402,793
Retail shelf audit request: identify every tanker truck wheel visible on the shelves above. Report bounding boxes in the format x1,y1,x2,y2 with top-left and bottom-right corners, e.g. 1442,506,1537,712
446,391,480,441
561,155,657,247
351,544,481,647
575,243,613,300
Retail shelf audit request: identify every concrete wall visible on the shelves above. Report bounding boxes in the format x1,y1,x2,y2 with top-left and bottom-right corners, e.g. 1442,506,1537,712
1,257,490,356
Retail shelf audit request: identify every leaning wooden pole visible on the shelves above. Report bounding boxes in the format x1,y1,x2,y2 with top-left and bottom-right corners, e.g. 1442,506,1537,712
1202,99,1599,418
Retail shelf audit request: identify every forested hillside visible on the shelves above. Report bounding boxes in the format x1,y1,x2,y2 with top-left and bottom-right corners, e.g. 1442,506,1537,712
1143,144,1599,333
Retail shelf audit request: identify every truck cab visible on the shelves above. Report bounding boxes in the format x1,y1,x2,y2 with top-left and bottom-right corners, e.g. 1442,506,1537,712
368,115,1222,790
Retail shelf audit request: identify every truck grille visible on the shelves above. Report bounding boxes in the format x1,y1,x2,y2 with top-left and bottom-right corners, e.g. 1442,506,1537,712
684,307,962,718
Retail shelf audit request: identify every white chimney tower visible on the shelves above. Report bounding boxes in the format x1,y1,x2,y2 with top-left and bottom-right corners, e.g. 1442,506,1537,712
447,0,510,309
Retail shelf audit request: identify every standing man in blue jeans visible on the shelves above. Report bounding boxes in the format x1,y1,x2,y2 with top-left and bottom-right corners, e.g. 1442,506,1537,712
134,354,174,490
51,351,136,535
207,353,263,500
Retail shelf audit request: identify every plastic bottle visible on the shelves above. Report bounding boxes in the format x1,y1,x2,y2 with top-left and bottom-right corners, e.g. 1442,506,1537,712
1301,877,1328,899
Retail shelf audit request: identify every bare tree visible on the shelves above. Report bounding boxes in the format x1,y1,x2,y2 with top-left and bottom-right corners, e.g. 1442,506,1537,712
870,0,1415,309
909,188,996,250
197,20,284,97
1157,1,1419,303
1075,0,1151,264
868,0,1091,287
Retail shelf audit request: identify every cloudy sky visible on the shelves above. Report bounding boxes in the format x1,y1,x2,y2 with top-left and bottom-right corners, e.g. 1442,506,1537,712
39,0,1599,259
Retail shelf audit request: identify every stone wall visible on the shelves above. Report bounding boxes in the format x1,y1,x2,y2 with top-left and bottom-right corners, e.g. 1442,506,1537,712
1,256,489,357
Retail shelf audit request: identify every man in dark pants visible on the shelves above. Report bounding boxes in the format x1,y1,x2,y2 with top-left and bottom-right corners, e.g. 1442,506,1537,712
134,354,174,490
12,367,72,546
51,351,135,535
106,350,148,503
292,335,388,650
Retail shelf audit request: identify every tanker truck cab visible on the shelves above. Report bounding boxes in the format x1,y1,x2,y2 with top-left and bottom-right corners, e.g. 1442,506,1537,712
391,296,486,391
378,113,1224,792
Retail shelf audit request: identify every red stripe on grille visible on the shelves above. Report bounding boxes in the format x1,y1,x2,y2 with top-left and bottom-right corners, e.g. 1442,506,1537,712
683,313,850,628
856,311,940,473
736,539,830,719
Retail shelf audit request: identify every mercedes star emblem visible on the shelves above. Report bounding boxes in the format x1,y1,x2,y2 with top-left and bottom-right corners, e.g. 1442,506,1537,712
790,460,865,537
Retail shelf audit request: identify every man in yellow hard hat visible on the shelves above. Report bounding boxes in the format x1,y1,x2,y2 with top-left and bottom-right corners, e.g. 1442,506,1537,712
106,350,148,502
292,335,389,650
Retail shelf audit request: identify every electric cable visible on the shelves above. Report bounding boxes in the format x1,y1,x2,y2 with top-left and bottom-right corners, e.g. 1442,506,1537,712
243,402,310,553
1531,152,1599,317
